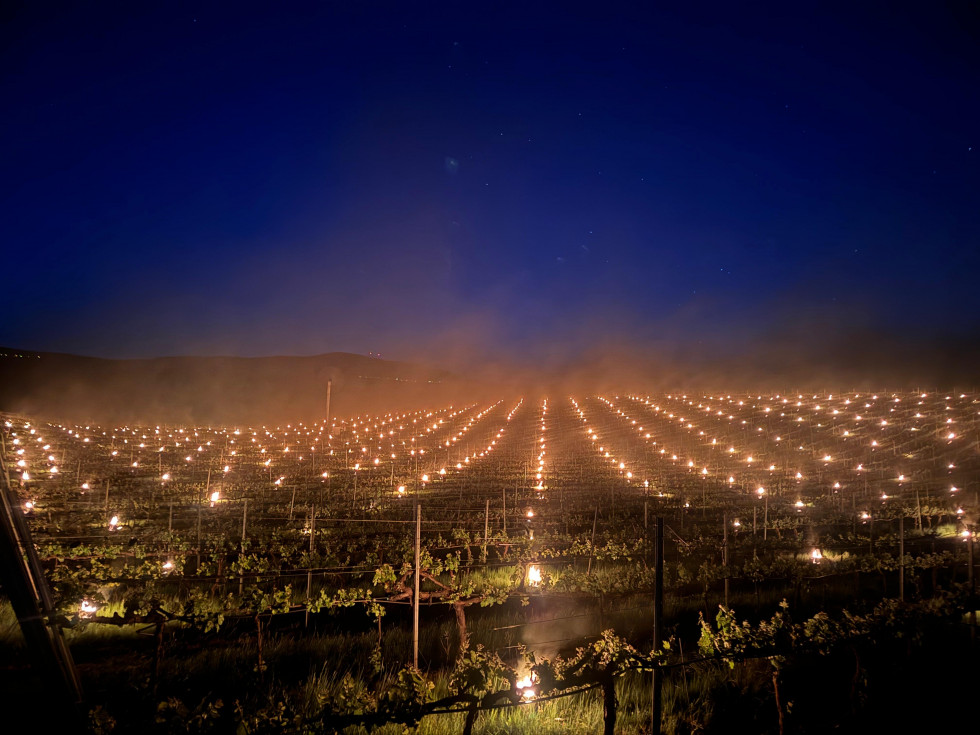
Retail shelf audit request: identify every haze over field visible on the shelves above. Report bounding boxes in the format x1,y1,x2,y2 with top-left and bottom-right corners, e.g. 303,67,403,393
1,334,979,426
0,349,470,424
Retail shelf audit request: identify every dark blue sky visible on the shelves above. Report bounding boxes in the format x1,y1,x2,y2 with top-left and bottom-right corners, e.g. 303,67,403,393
3,2,978,368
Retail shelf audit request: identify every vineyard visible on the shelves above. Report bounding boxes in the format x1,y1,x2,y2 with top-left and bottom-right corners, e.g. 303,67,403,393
1,390,978,734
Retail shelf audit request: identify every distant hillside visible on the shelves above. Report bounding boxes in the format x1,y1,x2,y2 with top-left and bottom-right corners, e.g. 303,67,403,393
0,348,467,425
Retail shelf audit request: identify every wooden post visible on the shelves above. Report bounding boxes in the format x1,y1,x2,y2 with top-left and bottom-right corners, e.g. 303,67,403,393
603,673,617,735
969,529,975,593
413,503,421,668
238,499,248,596
502,487,507,536
326,379,332,426
898,514,905,602
763,493,768,541
482,499,489,561
587,506,599,575
723,513,729,608
968,530,975,646
196,505,202,569
652,516,664,734
644,500,650,568
305,505,315,627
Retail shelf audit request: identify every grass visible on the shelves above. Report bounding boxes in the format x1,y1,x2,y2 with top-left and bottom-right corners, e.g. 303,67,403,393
2,559,976,734
2,596,977,734
0,601,24,650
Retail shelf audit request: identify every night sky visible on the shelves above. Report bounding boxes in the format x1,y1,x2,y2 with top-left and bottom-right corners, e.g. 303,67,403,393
3,2,978,371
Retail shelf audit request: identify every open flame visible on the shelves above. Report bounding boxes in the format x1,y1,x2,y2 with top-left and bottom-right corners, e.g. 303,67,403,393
515,673,537,699
528,564,542,586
